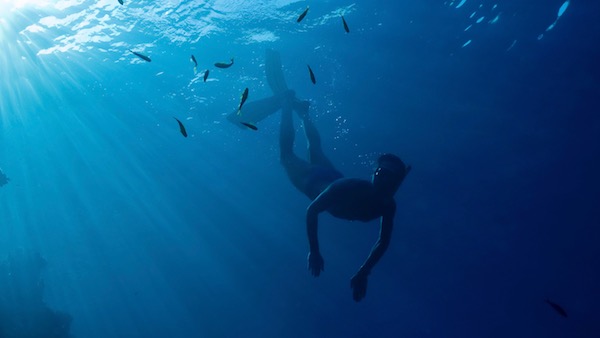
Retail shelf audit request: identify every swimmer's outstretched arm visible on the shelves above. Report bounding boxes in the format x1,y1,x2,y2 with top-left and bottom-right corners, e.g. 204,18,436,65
305,187,336,277
350,203,395,301
357,203,395,275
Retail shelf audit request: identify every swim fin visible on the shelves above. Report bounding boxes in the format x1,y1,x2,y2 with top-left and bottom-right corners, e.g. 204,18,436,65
227,49,310,128
226,94,283,128
265,49,288,95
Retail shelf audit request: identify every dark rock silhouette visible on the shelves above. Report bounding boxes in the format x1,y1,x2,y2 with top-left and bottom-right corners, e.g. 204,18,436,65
0,250,73,338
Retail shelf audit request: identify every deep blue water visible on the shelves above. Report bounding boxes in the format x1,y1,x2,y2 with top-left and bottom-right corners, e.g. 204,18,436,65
1,0,599,337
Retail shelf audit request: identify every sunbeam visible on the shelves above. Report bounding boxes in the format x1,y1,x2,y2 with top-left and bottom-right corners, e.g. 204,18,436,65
0,0,51,12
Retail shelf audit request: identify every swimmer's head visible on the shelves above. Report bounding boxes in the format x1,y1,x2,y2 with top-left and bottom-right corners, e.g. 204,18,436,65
372,153,410,196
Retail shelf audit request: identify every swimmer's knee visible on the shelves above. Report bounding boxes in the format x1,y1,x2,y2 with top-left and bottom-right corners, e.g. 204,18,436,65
280,153,292,167
280,154,305,175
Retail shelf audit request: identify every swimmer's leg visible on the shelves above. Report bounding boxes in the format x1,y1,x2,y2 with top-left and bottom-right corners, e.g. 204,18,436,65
280,103,312,194
300,112,336,169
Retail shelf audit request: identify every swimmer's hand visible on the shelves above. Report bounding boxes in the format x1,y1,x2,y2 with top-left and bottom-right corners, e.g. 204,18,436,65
307,251,324,277
350,271,368,302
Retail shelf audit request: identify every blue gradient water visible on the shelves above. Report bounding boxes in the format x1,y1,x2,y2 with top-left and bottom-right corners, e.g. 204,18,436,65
1,1,599,337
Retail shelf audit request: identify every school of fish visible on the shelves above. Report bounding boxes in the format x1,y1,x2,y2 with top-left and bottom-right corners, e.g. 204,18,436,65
120,2,351,136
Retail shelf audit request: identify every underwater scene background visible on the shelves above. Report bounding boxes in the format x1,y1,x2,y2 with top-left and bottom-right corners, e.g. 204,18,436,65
0,0,599,337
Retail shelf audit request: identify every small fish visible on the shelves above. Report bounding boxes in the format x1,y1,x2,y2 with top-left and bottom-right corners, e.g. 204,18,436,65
118,0,123,4
241,122,258,131
173,117,188,137
203,69,209,82
297,6,309,23
557,1,569,18
190,54,198,73
129,50,151,62
237,87,249,115
341,15,350,33
545,299,568,318
307,64,316,84
214,58,234,68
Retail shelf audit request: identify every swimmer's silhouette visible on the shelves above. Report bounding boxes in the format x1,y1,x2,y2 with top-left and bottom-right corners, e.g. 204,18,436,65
229,50,410,302
280,98,410,302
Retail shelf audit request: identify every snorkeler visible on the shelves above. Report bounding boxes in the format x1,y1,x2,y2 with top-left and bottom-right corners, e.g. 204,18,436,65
279,94,410,302
229,50,410,302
